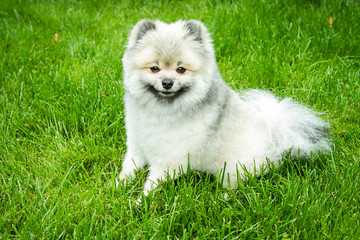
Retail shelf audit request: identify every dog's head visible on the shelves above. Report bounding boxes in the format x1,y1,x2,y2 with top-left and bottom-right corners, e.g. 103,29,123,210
122,19,217,107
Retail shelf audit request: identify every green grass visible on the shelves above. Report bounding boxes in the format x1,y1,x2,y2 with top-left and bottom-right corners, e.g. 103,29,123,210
1,0,359,238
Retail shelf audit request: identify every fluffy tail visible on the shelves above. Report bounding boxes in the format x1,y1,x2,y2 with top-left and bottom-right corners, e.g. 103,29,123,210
241,90,332,158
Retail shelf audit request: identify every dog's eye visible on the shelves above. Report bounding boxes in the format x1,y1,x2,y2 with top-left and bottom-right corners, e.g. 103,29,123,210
176,67,186,74
150,66,160,73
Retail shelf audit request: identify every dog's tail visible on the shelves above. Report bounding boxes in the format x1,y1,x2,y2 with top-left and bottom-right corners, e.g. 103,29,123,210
241,90,332,158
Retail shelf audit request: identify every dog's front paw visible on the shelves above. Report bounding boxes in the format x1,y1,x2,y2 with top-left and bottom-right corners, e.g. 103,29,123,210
115,172,132,187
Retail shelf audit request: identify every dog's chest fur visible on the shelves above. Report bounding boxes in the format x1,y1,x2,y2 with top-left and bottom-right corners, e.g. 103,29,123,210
124,93,228,166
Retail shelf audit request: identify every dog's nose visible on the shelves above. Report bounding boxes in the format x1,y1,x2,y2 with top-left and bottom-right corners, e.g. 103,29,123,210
162,79,174,90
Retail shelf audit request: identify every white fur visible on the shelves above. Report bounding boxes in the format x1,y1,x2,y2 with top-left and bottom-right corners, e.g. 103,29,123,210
117,19,331,195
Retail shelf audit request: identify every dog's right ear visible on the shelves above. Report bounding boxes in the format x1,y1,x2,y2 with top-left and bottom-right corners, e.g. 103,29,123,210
127,19,156,48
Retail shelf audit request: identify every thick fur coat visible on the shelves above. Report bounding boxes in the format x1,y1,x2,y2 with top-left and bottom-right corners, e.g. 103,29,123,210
117,19,331,195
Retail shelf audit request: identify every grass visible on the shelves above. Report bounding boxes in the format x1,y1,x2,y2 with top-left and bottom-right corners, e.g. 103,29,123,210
1,0,359,238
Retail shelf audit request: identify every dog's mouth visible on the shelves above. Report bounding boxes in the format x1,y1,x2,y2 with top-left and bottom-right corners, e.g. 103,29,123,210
148,86,187,99
158,91,176,97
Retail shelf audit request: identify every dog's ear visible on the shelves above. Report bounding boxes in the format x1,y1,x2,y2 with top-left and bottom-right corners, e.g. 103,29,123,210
127,19,156,48
185,20,203,42
184,20,214,55
184,20,211,43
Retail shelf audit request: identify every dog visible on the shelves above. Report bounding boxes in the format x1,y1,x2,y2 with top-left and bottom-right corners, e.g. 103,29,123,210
117,19,331,195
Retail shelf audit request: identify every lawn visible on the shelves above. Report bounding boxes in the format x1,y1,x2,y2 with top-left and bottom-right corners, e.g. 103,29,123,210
1,0,359,238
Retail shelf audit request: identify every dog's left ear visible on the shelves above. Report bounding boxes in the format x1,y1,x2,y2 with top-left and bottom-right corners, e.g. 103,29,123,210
184,20,214,55
184,20,212,43
127,19,156,48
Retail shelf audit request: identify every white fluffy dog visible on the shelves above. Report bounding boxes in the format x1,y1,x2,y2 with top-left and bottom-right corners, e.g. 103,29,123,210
117,19,331,195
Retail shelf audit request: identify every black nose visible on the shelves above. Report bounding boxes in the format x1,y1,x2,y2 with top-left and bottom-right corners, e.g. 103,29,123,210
162,79,174,90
